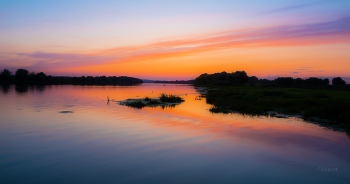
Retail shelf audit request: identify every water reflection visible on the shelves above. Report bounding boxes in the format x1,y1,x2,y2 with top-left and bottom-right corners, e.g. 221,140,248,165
15,84,29,94
0,84,349,184
0,84,10,94
124,103,179,109
29,85,46,92
13,85,49,95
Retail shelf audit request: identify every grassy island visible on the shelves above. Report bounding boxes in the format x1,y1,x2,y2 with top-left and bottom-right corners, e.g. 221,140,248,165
119,94,184,109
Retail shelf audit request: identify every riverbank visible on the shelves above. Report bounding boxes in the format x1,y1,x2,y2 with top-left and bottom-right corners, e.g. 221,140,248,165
203,86,350,132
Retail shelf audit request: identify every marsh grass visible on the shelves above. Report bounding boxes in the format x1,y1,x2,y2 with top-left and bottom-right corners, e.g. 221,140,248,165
206,86,350,131
124,100,146,108
142,96,162,105
122,94,183,109
159,93,183,103
144,97,152,101
147,99,161,105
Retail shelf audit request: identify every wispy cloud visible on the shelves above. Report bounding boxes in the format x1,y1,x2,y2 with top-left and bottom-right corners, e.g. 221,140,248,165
260,75,281,80
11,15,350,71
259,2,319,15
291,67,325,73
306,70,324,72
13,52,116,71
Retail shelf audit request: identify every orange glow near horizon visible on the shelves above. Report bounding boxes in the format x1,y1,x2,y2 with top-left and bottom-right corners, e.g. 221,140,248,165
59,42,350,79
2,15,350,80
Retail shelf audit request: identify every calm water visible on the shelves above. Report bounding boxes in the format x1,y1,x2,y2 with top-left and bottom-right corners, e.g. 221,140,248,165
0,84,349,184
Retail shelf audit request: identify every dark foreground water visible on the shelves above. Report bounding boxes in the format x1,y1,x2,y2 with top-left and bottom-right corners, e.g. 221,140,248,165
0,84,349,184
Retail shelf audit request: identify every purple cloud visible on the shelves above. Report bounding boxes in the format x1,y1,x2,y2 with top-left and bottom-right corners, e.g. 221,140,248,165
259,2,319,15
7,15,350,72
260,75,280,80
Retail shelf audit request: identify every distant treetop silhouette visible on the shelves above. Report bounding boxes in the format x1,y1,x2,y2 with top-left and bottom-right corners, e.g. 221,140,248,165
0,68,143,85
332,77,346,86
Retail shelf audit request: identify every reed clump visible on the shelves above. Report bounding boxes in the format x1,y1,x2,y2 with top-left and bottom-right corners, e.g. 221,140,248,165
144,97,161,105
159,93,183,103
124,100,146,108
121,94,183,109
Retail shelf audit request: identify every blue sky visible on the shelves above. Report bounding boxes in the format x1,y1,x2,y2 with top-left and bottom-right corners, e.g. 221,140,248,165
1,0,350,80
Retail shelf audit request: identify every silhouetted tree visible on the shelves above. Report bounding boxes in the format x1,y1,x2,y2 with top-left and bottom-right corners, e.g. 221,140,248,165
4,68,142,85
294,78,303,86
235,71,249,84
28,72,36,83
275,77,294,86
36,72,46,84
1,69,12,76
332,77,346,86
46,75,53,84
248,76,259,85
304,77,329,86
194,71,249,86
15,69,29,84
323,78,330,86
0,69,12,84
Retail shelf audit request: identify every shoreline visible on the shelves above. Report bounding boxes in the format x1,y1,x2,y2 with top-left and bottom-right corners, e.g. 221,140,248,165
200,86,350,133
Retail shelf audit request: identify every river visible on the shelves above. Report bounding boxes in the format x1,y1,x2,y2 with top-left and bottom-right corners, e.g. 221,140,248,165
0,84,349,183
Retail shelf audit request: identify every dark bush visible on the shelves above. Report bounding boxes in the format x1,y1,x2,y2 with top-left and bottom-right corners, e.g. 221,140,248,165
15,69,29,84
0,69,12,84
332,77,346,86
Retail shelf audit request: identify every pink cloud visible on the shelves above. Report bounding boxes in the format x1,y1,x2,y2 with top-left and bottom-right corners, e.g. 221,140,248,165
7,15,350,72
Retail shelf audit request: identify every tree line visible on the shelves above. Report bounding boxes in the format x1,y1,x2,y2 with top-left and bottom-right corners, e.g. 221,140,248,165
0,68,143,85
193,71,347,87
153,80,194,84
194,71,250,86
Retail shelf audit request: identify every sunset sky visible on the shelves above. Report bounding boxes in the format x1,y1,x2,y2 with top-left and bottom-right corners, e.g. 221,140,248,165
1,0,350,80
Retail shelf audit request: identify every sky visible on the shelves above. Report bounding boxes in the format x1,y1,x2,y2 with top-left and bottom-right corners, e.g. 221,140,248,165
1,0,350,80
